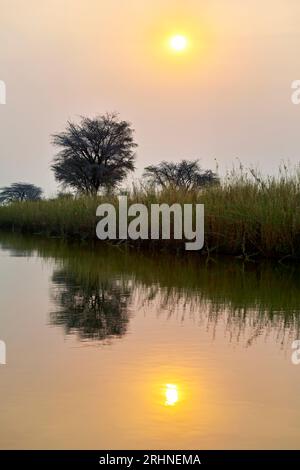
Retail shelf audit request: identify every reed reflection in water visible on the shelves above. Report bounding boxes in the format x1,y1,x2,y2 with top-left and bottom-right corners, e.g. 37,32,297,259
37,235,300,348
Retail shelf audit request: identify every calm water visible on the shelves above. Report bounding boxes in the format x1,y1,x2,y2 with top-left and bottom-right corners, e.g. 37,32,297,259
0,233,300,449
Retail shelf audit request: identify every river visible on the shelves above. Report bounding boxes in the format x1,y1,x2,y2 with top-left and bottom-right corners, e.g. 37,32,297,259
0,233,299,449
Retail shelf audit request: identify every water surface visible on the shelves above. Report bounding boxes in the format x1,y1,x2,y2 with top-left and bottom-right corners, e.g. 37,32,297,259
0,233,300,449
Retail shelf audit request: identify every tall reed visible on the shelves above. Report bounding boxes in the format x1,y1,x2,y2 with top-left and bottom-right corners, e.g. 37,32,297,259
1,166,300,258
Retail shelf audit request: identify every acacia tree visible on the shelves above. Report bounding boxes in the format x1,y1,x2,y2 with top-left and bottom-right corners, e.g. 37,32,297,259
143,160,219,190
51,113,137,195
0,183,43,204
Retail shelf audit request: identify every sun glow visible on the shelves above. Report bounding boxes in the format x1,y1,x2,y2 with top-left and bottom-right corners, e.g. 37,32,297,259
165,384,179,406
169,34,188,52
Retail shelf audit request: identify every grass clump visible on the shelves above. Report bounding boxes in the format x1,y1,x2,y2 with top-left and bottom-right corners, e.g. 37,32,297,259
1,166,300,259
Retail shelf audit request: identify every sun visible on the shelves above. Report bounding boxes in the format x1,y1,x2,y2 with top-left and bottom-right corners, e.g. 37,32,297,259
169,34,188,53
165,384,179,406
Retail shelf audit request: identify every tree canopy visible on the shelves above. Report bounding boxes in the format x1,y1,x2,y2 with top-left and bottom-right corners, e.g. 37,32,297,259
143,160,219,190
0,183,43,204
51,113,137,195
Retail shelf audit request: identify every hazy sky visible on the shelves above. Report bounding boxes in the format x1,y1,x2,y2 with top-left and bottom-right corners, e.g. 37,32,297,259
1,0,300,194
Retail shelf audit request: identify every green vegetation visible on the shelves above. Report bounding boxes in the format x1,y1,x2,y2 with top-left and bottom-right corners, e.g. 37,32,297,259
1,167,300,259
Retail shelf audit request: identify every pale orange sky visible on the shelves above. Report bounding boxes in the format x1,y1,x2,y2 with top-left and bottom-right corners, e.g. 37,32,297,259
1,0,300,194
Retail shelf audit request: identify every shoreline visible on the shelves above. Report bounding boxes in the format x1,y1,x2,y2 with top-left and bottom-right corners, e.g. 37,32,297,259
1,175,300,261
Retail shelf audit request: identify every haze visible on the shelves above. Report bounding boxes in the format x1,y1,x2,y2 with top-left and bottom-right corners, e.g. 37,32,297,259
1,0,300,195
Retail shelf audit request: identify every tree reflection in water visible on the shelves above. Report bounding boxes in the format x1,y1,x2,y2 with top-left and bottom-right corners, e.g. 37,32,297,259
1,233,300,346
50,270,132,341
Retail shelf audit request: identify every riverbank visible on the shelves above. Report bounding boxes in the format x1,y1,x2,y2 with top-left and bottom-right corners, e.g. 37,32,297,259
0,170,300,259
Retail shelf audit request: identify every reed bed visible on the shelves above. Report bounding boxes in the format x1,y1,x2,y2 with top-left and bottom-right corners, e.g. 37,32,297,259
1,167,300,259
